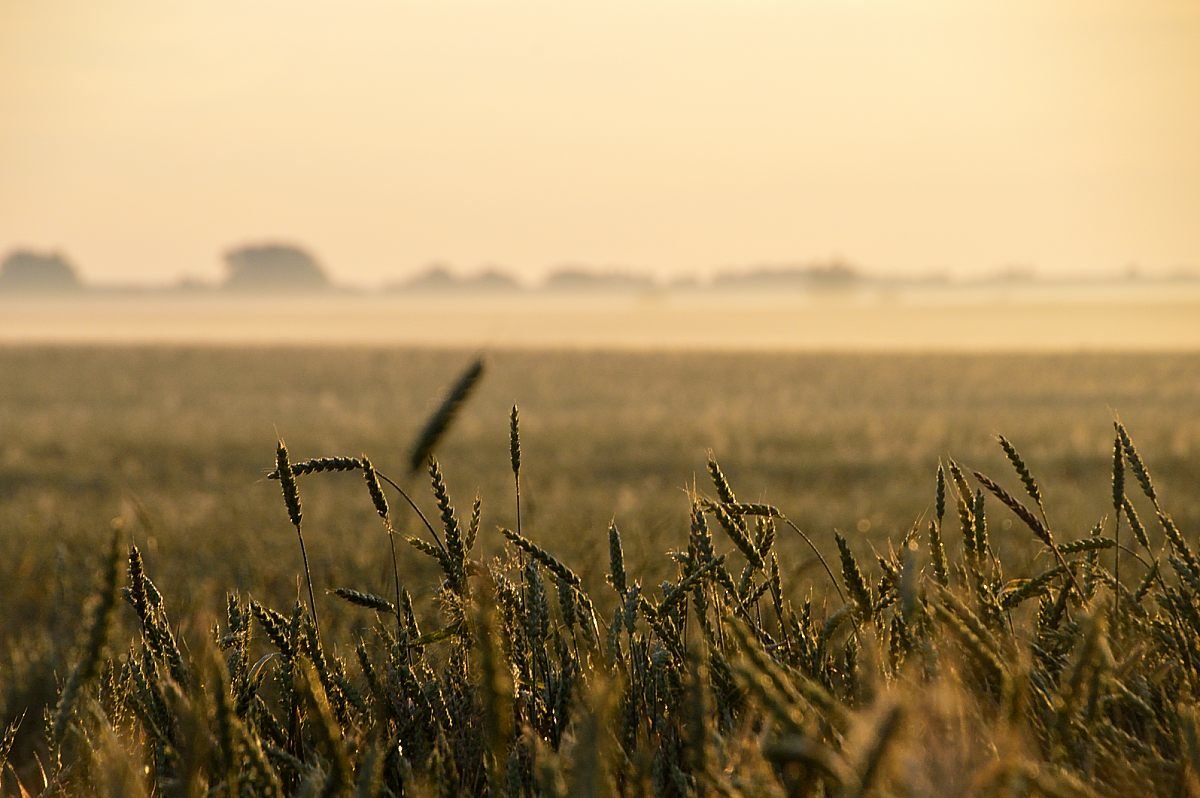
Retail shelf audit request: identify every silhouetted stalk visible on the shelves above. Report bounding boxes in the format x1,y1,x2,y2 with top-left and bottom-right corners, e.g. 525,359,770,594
277,441,321,646
781,516,846,603
374,470,448,558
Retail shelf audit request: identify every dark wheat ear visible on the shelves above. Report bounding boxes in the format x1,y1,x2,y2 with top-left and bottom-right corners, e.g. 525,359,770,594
362,454,404,629
608,522,627,597
276,439,320,645
266,455,363,480
275,441,302,529
51,530,122,747
996,435,1046,520
706,453,738,506
511,405,523,538
935,462,946,527
1111,431,1124,625
1114,421,1158,508
509,405,521,477
407,357,485,474
429,457,467,594
331,587,396,615
835,531,872,622
361,456,390,522
973,468,1084,600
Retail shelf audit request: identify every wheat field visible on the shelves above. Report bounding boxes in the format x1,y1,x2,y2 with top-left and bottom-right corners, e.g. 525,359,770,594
1,346,1199,795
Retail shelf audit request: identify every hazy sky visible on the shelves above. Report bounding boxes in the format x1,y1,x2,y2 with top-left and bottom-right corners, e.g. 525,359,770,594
2,1,1198,285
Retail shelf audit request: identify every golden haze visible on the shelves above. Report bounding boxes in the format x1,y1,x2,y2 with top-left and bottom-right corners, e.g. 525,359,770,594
2,0,1198,285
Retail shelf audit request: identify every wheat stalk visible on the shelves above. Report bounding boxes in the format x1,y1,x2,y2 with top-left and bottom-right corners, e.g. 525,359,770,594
407,357,485,474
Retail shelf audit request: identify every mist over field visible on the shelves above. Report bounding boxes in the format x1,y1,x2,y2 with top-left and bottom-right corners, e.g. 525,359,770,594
2,287,1198,350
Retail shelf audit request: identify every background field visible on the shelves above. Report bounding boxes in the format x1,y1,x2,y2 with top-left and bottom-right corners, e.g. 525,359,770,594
4,290,1200,349
2,345,1199,738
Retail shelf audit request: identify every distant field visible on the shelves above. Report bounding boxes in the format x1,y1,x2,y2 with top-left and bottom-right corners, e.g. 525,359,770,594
2,345,1197,646
2,288,1200,349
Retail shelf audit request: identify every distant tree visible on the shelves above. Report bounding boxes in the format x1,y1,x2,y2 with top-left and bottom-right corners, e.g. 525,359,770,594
467,268,521,292
387,263,521,294
222,244,329,292
542,266,654,293
1167,265,1199,283
712,259,860,291
391,264,457,292
666,274,702,292
0,249,82,292
987,264,1037,283
172,276,216,294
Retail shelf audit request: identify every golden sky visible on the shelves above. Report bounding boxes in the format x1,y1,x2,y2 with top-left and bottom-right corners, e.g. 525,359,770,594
2,0,1198,285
